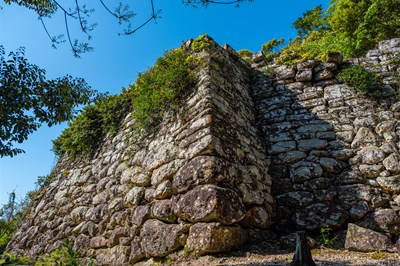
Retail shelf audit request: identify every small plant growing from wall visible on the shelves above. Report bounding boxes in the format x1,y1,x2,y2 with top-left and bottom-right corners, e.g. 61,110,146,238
320,226,337,247
237,49,253,63
337,65,380,95
261,38,285,62
53,36,203,158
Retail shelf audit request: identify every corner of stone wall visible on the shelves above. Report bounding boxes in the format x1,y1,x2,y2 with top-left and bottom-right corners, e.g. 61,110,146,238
6,37,273,264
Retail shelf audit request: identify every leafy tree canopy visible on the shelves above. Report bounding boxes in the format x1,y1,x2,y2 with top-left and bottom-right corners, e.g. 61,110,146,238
0,46,98,157
273,0,400,64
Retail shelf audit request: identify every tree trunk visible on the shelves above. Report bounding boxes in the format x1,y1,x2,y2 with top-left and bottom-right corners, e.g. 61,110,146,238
290,231,316,266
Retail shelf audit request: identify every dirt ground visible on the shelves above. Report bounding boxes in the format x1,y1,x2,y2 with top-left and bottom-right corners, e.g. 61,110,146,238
138,243,400,266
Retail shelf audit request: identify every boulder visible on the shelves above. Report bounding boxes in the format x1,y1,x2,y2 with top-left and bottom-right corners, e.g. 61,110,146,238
358,146,385,165
357,209,400,235
186,223,247,255
345,223,391,252
240,206,271,229
151,199,177,223
376,175,400,193
349,201,369,221
139,219,188,257
294,203,348,230
175,184,245,225
383,154,400,174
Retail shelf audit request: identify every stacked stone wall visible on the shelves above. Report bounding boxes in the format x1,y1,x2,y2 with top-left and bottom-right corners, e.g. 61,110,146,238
6,37,273,264
7,37,400,261
251,39,400,243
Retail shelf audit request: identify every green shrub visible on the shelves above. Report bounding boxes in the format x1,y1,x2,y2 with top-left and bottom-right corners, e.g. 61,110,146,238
320,226,337,247
52,92,131,157
191,35,212,52
274,0,400,65
261,38,284,62
131,48,198,128
237,49,253,63
0,252,34,265
35,238,89,266
53,44,199,157
337,65,380,95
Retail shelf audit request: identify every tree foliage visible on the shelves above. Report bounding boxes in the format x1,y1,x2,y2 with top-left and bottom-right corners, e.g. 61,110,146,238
293,5,327,37
0,46,97,157
261,38,285,62
277,0,400,64
52,45,199,157
0,192,23,253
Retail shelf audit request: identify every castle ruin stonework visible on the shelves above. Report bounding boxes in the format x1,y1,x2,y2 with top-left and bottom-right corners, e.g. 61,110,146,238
7,37,400,264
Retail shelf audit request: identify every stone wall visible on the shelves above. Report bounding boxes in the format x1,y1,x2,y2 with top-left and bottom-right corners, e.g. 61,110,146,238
251,38,400,243
7,36,400,262
6,37,273,264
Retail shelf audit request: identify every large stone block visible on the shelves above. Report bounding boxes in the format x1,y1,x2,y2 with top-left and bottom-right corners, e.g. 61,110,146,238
357,209,400,235
186,223,247,255
345,223,391,252
294,203,348,230
175,184,246,224
139,219,189,257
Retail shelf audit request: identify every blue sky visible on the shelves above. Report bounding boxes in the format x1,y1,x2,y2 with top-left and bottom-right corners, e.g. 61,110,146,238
0,0,328,205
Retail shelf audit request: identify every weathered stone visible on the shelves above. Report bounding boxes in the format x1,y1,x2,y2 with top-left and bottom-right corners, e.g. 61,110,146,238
383,154,400,174
277,191,314,207
124,187,145,207
290,162,323,183
151,160,183,186
108,197,124,213
108,227,128,247
295,69,313,82
268,141,296,155
89,236,108,249
349,201,369,221
319,157,342,173
359,164,384,178
358,146,385,165
129,237,145,264
173,156,226,193
376,175,400,193
351,128,379,148
298,139,328,152
131,205,151,226
297,60,317,70
345,223,391,252
240,207,271,229
297,124,333,133
140,219,188,257
70,206,88,224
354,117,375,127
275,151,307,164
175,184,245,224
131,173,151,187
294,203,348,230
120,167,141,185
153,180,174,200
276,65,296,80
314,69,334,81
73,234,90,255
375,121,396,136
357,209,400,235
315,62,337,72
151,199,177,223
186,223,247,255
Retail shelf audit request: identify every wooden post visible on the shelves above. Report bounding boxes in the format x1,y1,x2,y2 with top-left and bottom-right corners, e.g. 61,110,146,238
290,231,316,266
